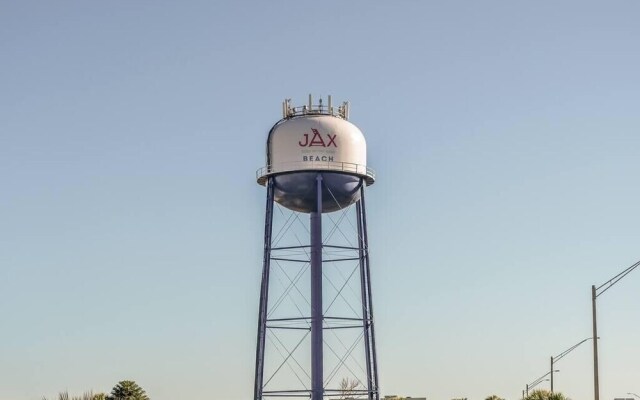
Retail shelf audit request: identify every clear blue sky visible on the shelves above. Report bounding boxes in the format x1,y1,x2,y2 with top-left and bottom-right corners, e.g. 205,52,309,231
1,1,639,399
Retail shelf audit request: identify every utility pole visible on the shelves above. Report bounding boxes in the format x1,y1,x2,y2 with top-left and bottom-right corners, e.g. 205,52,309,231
592,285,599,400
550,356,554,393
591,259,640,400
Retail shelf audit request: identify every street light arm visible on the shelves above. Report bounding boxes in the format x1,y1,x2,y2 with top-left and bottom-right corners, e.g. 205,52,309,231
529,379,550,391
596,259,640,298
554,337,594,363
529,370,559,387
528,372,550,387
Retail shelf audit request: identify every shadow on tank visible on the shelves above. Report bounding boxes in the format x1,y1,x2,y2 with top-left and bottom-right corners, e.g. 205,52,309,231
273,172,363,213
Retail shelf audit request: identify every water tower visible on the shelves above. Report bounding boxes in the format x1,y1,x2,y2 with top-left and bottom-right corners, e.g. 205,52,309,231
254,95,379,400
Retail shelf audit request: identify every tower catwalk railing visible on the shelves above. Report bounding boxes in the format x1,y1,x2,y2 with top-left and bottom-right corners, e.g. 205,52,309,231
256,162,376,186
253,175,379,400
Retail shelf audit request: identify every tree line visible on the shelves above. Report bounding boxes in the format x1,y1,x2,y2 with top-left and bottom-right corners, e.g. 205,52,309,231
42,380,149,400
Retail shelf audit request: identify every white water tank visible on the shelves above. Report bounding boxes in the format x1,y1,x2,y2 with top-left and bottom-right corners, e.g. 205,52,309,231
257,96,375,213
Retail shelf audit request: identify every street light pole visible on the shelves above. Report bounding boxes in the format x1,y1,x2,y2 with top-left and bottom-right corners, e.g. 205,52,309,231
550,356,554,393
591,259,640,400
593,285,599,400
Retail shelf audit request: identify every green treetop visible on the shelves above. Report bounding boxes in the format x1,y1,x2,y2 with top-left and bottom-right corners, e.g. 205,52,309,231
107,381,149,400
525,389,570,400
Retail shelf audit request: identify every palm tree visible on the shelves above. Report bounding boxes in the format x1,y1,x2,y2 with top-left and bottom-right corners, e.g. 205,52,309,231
485,395,505,400
525,389,570,400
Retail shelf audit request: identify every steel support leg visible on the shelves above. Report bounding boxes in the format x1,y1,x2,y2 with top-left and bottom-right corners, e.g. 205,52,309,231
356,186,373,399
310,174,324,400
359,183,379,400
254,179,274,400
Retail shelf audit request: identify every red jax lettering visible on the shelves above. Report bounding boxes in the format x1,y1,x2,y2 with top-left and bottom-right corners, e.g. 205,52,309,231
299,128,337,162
298,129,337,147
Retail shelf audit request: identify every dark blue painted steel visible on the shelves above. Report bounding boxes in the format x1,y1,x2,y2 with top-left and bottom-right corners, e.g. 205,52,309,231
254,179,274,400
310,174,324,400
254,174,379,400
273,172,362,213
360,184,380,400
